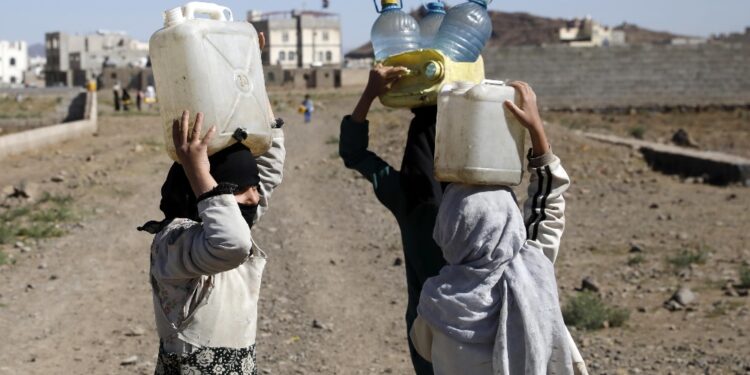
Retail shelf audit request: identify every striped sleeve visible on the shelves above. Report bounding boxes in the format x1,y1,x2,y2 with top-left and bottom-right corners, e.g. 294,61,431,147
523,150,571,264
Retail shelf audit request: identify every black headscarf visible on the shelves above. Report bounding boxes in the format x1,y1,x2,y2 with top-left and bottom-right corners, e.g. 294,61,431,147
400,105,446,214
140,142,260,233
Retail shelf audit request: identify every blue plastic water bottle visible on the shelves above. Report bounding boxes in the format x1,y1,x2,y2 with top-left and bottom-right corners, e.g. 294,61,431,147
419,1,446,48
371,0,421,61
433,0,493,62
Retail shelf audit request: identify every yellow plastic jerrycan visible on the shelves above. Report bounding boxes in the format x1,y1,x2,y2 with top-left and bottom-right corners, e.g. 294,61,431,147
379,49,485,108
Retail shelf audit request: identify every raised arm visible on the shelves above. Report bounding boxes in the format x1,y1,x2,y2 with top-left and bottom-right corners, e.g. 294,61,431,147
254,127,285,224
339,65,407,211
152,112,253,279
505,82,570,263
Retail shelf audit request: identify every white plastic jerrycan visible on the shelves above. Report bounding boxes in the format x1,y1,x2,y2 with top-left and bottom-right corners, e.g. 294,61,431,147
150,2,274,161
435,80,526,185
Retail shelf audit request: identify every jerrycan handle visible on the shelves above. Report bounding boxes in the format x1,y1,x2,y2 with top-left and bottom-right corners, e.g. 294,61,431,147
373,0,403,13
183,2,233,21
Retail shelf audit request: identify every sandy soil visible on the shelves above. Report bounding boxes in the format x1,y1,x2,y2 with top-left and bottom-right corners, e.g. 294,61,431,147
0,91,749,375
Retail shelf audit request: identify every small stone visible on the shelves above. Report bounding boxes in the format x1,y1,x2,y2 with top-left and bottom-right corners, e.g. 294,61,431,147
12,181,40,201
312,320,325,329
133,144,145,153
38,263,47,270
120,355,139,366
51,175,65,183
629,243,644,253
125,327,146,337
649,203,659,209
665,286,696,310
49,275,59,281
578,276,600,293
393,257,403,267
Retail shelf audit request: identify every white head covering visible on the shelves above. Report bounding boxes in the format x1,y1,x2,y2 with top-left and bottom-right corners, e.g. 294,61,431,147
418,183,573,373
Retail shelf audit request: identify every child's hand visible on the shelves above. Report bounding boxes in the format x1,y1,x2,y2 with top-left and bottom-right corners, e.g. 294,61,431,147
258,32,266,50
363,64,408,99
173,110,218,196
504,81,543,131
504,81,550,157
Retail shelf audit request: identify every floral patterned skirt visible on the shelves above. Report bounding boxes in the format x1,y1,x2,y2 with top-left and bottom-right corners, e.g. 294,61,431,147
155,342,257,375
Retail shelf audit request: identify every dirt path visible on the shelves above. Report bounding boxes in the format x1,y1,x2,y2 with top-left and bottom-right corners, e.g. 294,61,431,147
1,92,749,374
0,96,416,375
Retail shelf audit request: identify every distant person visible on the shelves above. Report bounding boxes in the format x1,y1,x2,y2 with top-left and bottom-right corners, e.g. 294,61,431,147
409,82,588,375
139,110,285,373
339,64,446,375
136,90,143,112
113,82,122,111
122,88,131,111
145,85,157,110
301,94,314,123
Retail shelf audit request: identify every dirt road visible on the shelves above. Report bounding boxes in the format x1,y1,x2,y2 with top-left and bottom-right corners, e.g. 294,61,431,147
1,91,749,374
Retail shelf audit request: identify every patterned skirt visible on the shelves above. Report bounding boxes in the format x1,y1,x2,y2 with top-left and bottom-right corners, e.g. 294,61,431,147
155,342,257,375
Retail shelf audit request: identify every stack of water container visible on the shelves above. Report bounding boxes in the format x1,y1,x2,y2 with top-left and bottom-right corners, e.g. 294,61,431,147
372,0,526,186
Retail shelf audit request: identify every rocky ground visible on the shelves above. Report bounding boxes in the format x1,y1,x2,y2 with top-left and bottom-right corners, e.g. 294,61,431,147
0,90,748,374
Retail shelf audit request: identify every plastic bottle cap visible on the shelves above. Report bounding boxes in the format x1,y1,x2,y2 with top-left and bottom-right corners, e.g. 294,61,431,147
426,2,446,14
164,6,186,27
382,0,400,5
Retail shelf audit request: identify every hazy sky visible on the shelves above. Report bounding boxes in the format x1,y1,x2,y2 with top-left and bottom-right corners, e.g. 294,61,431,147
1,0,748,51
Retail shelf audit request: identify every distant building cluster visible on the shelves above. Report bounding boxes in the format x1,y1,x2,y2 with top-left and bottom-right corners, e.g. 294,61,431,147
248,10,342,69
44,30,149,87
559,17,626,47
0,41,29,86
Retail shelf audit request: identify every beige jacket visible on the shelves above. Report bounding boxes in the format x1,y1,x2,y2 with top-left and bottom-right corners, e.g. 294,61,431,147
150,129,285,352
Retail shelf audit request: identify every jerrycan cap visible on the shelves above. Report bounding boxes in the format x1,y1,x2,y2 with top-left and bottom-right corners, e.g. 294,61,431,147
164,6,186,27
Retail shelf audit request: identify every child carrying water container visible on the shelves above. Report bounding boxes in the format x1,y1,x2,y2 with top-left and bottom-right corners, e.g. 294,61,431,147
410,82,588,375
139,110,285,374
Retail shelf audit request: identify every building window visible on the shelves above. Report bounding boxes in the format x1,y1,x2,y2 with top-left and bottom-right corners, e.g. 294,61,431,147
10,76,17,84
318,51,324,62
282,32,289,42
288,51,296,60
326,51,333,62
279,51,286,61
52,38,58,48
10,57,16,66
323,31,330,41
111,72,117,79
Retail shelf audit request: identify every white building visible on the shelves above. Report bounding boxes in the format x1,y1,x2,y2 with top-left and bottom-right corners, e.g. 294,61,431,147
248,10,342,68
560,17,626,47
0,40,29,85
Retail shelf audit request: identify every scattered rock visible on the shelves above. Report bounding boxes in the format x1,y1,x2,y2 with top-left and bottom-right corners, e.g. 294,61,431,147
664,286,696,311
14,241,31,253
120,355,139,366
125,327,146,337
133,144,145,153
629,243,644,253
312,319,325,329
671,128,700,148
577,276,600,293
12,181,40,201
393,257,403,267
51,175,65,183
649,203,659,209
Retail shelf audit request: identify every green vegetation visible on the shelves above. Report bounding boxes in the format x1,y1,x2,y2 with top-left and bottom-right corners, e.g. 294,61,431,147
0,250,9,266
629,125,646,140
667,249,708,269
0,193,77,245
739,265,750,288
563,291,630,330
627,254,645,266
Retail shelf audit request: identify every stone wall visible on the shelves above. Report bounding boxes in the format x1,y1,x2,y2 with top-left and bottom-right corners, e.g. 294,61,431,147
0,88,85,133
482,43,750,109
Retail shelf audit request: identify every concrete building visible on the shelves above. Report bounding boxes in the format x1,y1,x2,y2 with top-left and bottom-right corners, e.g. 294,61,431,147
248,10,342,69
44,30,149,87
0,41,29,85
559,17,626,47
